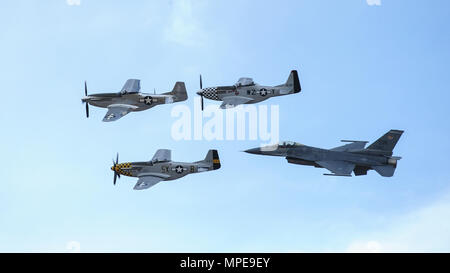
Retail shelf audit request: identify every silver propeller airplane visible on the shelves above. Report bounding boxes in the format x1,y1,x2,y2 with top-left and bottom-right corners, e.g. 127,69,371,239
81,79,187,122
196,70,301,110
111,149,221,190
245,130,404,177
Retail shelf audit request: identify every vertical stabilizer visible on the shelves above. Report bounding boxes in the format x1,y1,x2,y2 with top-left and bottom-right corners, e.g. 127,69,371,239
285,70,301,93
163,82,188,102
201,149,221,170
365,130,404,156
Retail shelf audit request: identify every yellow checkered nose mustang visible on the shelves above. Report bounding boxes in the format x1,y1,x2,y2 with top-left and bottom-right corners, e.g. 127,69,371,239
109,149,221,190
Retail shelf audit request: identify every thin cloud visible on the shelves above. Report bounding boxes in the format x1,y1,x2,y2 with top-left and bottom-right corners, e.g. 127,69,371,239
366,0,381,6
164,0,206,47
347,240,383,253
66,0,81,6
346,191,450,252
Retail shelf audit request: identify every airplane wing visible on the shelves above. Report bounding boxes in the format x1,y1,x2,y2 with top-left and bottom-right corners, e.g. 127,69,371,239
220,96,254,109
331,141,368,152
151,149,171,162
102,104,137,122
133,175,164,190
121,79,141,93
316,160,355,176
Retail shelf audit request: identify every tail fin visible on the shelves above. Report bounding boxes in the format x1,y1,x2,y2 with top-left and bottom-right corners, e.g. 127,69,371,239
202,149,221,170
366,130,404,156
163,82,188,102
285,70,301,93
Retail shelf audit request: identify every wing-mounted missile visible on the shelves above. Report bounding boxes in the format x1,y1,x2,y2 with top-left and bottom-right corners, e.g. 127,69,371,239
323,173,352,177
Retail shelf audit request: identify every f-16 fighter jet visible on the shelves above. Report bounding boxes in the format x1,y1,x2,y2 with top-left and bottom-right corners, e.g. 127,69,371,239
82,79,187,122
110,149,221,190
196,70,301,110
244,130,404,177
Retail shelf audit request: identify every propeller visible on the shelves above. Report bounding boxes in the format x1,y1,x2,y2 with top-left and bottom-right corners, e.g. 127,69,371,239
84,81,89,118
112,153,120,185
199,74,204,111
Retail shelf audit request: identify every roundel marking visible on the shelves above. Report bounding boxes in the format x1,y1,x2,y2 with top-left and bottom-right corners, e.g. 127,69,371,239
143,96,153,105
175,165,184,174
260,88,267,96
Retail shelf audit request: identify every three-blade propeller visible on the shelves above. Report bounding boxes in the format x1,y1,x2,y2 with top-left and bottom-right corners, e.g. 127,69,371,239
84,81,89,118
112,153,120,185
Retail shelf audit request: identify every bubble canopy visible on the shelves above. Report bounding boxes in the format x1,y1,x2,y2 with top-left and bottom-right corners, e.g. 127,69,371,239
235,77,255,87
278,141,303,147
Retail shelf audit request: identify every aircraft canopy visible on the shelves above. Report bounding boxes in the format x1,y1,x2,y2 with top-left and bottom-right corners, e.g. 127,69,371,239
279,141,303,147
235,77,254,87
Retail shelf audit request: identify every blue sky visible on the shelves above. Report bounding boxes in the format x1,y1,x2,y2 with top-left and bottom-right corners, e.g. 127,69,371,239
1,0,450,252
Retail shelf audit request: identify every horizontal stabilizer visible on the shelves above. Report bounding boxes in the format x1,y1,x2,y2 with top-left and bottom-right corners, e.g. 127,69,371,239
372,165,396,177
316,160,355,176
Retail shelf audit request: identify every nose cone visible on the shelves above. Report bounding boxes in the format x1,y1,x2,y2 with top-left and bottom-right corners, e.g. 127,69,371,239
197,90,203,96
244,148,262,155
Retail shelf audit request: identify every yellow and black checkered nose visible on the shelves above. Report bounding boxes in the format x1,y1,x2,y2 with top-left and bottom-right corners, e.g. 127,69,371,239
111,163,132,176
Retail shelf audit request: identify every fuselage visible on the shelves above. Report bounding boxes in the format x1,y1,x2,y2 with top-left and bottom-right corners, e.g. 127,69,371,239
197,84,294,104
82,92,174,111
289,145,391,167
245,144,396,168
111,160,212,181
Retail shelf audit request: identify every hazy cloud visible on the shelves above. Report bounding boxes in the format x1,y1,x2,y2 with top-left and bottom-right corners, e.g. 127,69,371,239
347,240,383,253
164,0,206,46
347,191,450,252
66,241,81,253
66,0,81,6
366,0,381,6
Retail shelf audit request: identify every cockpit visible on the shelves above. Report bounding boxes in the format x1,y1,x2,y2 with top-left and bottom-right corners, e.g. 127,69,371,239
278,141,303,148
120,89,139,95
235,77,255,87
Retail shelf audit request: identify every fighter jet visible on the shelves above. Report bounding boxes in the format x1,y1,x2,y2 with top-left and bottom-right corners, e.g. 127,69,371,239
81,79,187,122
244,130,404,177
110,149,221,190
196,70,301,110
